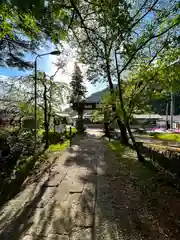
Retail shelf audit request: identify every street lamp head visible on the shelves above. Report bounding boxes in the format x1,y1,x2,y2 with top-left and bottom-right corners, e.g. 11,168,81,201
50,50,61,55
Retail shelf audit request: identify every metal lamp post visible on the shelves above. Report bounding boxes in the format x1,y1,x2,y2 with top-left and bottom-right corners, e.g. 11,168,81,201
34,50,60,152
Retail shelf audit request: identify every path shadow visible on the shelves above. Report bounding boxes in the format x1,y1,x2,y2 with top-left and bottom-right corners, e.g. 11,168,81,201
109,140,180,239
1,134,180,239
0,143,97,240
63,134,180,239
0,155,60,240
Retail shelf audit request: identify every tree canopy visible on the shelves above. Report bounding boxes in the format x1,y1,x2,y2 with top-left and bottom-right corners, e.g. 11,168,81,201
70,62,86,104
0,0,74,69
0,0,179,157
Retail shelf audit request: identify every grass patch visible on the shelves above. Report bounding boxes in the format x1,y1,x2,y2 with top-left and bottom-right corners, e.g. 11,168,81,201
38,128,53,136
135,132,180,143
152,133,180,142
38,126,77,137
66,126,77,137
38,128,45,136
39,126,77,152
108,140,158,189
48,140,70,152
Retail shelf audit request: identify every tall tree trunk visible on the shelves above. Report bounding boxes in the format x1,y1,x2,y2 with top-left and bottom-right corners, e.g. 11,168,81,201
126,121,144,162
104,108,110,137
105,49,128,144
114,50,144,161
104,122,109,137
116,119,129,145
76,102,84,133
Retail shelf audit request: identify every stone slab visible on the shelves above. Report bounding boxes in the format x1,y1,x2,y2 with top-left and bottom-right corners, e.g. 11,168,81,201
95,173,119,240
73,203,93,227
44,173,67,187
36,187,56,208
22,234,69,240
61,179,84,194
62,193,95,228
54,183,81,205
71,228,92,240
25,205,72,236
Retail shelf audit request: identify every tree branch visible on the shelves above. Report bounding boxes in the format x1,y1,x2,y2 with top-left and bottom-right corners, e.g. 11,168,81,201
70,0,105,54
68,10,75,30
71,27,105,60
37,103,45,110
127,37,170,113
50,65,62,79
131,0,149,20
130,0,160,30
118,22,178,75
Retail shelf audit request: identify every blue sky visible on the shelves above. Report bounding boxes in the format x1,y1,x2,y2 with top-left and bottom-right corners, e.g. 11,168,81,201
0,44,106,98
0,6,159,100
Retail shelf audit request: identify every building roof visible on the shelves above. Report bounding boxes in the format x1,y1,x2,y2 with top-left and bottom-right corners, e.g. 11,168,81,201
55,112,70,117
133,114,162,120
160,115,180,122
84,113,93,118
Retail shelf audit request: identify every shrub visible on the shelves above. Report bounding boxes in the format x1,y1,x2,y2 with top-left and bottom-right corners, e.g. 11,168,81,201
42,131,65,144
65,127,77,138
0,129,36,180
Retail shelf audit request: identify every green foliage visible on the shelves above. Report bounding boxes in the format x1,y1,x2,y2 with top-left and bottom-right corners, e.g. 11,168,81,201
150,133,180,143
0,0,73,69
18,102,43,122
155,48,180,92
65,127,77,139
48,140,70,152
151,92,180,115
0,128,37,186
42,127,77,144
0,3,41,69
71,0,179,81
92,110,103,122
38,128,53,136
13,72,69,114
46,127,77,152
3,0,45,18
100,81,153,122
43,132,64,144
70,0,179,134
70,62,86,105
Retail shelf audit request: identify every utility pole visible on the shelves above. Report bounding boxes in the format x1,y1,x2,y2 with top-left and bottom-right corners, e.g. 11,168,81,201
165,102,169,130
170,90,174,129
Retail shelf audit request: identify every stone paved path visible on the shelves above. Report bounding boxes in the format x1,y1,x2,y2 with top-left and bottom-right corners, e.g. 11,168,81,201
1,132,179,240
0,134,118,240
